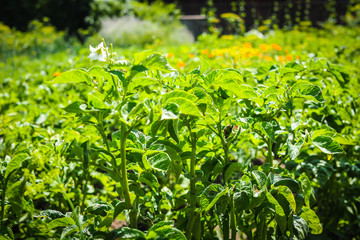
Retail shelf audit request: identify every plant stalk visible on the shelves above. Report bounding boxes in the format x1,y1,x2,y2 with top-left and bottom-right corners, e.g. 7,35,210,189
120,122,135,227
267,138,273,170
0,181,6,224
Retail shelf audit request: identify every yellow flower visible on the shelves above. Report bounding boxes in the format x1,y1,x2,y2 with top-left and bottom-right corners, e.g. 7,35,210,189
220,35,234,40
188,53,195,58
167,53,174,58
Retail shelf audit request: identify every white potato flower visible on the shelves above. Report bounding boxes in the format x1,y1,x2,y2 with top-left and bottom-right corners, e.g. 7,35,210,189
88,42,108,62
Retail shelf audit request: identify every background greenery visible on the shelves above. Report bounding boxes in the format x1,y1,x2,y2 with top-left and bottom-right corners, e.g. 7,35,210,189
0,0,360,240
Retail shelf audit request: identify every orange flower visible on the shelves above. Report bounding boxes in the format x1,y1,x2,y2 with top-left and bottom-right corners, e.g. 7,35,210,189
201,49,209,55
209,53,214,58
177,61,186,68
263,55,274,61
271,43,282,51
285,55,293,61
243,42,252,49
296,55,300,60
278,56,285,62
189,53,195,58
259,43,268,52
53,72,62,77
167,53,174,58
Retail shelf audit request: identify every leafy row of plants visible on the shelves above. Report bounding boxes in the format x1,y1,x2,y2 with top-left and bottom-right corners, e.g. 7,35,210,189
1,18,360,239
2,36,358,239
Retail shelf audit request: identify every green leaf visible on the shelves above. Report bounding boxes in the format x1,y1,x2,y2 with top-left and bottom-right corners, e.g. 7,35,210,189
224,162,242,182
50,69,92,85
287,138,304,161
252,171,267,189
45,217,76,231
277,186,297,213
205,69,257,99
289,81,324,102
161,90,198,104
111,59,132,67
161,103,179,120
298,175,311,208
60,225,78,240
146,152,171,171
63,101,87,114
5,153,28,179
168,119,180,143
234,189,252,212
147,221,186,240
85,203,112,217
292,216,309,240
266,192,287,234
205,69,243,87
107,227,146,240
312,135,345,154
139,172,159,192
141,53,176,73
128,77,159,91
312,129,354,145
254,121,276,142
166,98,202,117
205,187,228,212
273,177,300,192
199,184,226,211
6,181,26,217
37,210,65,220
300,207,322,234
88,94,111,110
113,201,127,220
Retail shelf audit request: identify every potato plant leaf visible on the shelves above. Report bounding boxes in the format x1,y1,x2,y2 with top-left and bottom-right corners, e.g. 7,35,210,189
146,152,171,171
287,138,304,161
60,225,79,240
290,81,324,102
5,153,28,179
141,53,176,73
300,207,323,234
139,172,159,192
292,216,309,240
45,217,76,231
147,221,187,240
277,185,297,213
312,135,345,154
50,69,92,85
254,121,276,142
266,191,287,234
107,227,146,240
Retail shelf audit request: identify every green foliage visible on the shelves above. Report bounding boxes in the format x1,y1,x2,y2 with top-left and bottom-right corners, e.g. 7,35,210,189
1,19,360,240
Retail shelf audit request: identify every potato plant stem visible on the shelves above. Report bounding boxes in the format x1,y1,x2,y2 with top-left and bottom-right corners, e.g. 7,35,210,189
120,122,135,227
0,181,6,224
230,193,237,240
184,117,197,210
267,138,274,170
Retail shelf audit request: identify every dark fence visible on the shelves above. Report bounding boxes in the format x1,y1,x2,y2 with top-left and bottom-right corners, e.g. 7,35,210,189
161,0,351,29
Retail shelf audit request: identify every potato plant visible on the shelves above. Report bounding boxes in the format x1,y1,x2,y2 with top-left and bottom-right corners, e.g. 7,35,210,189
8,39,349,240
1,21,359,239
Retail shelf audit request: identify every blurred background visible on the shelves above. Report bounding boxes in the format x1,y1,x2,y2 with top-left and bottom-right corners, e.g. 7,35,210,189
0,0,359,59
